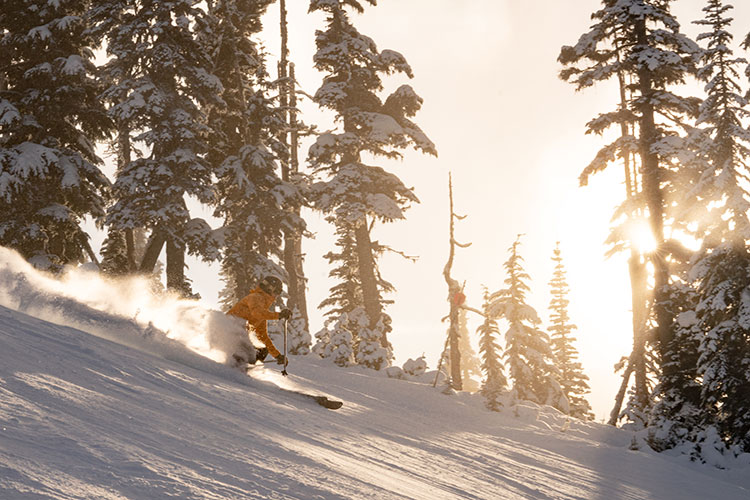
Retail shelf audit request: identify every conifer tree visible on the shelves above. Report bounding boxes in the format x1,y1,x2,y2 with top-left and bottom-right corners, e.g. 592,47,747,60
478,289,507,411
319,221,363,318
677,0,750,453
313,313,355,366
559,0,700,422
205,0,304,309
94,0,223,295
489,237,566,411
0,0,112,271
548,243,593,420
287,306,312,355
308,0,436,351
354,308,392,370
439,308,482,392
458,309,482,392
648,280,703,450
89,0,144,275
99,231,130,276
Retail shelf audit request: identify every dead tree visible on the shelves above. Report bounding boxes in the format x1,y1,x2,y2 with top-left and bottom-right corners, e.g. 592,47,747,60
435,173,472,390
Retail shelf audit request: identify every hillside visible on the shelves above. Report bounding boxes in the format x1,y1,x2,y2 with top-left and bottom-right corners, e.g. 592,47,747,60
0,254,749,499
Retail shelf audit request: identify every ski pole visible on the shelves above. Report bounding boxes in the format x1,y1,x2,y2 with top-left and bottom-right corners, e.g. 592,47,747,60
281,318,289,376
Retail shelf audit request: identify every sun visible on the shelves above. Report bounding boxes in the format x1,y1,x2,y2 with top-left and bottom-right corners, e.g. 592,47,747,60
627,219,658,254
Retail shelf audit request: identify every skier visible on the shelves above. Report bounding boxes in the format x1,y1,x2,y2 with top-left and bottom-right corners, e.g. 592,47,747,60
227,276,292,367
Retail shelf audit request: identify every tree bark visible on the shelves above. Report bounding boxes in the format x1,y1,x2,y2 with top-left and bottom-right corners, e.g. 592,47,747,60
354,219,386,344
634,18,673,369
166,237,186,294
278,5,310,333
116,122,137,272
139,229,166,273
289,62,310,332
443,173,470,391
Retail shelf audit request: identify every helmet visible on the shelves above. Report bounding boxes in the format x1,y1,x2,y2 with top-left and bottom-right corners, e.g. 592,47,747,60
258,276,283,296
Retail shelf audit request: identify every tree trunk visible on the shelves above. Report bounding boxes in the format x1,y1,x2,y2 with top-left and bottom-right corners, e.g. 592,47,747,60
116,122,137,272
354,219,385,342
289,62,310,333
448,298,462,391
629,253,649,402
634,18,673,369
278,4,309,333
608,362,635,425
139,229,166,273
166,237,186,294
443,173,470,391
125,229,136,272
608,48,650,424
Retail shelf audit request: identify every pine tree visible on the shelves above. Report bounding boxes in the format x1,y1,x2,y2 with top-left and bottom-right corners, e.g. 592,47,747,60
94,0,223,295
548,243,593,420
0,0,112,271
458,309,482,392
308,0,436,351
287,306,312,355
319,221,363,318
203,0,304,308
647,280,703,451
559,0,700,423
99,230,130,276
489,236,567,411
313,313,355,367
674,0,750,454
354,308,392,370
89,0,145,274
478,289,507,411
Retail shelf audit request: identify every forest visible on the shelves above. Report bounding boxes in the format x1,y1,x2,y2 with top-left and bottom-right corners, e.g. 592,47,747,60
2,0,750,464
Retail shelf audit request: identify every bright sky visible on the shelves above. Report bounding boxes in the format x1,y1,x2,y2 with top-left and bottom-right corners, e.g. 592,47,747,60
88,0,750,422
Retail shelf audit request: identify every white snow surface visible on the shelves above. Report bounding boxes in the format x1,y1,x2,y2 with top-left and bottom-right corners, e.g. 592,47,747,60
1,254,749,499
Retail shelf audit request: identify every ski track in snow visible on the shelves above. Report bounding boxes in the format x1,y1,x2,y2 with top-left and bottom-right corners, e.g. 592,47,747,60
0,299,749,498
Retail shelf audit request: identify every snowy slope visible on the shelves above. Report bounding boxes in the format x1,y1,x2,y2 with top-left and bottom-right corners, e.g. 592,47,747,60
1,307,749,500
0,250,749,499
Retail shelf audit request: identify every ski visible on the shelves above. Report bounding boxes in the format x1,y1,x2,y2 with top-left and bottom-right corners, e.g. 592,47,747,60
237,364,343,410
279,388,343,410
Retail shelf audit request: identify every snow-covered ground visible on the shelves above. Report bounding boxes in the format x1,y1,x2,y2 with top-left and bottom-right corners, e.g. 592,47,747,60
1,253,749,499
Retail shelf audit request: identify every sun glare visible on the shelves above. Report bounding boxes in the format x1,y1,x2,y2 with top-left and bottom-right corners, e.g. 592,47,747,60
627,220,658,254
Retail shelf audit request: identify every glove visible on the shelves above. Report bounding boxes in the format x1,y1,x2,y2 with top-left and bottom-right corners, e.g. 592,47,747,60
278,308,292,320
275,354,286,365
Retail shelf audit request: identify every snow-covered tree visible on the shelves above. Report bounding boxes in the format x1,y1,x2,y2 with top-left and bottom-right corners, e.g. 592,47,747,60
648,281,703,450
458,309,482,392
319,221,363,318
287,306,312,355
354,308,392,370
478,289,507,412
489,237,566,411
694,249,750,452
548,243,593,420
89,0,145,274
559,0,700,423
308,0,436,350
203,0,304,308
673,0,750,454
94,0,223,295
313,313,355,367
0,0,112,271
402,355,428,377
439,307,481,391
99,230,129,276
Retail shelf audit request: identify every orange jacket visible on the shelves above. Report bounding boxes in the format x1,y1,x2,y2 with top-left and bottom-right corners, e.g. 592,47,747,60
227,288,281,358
